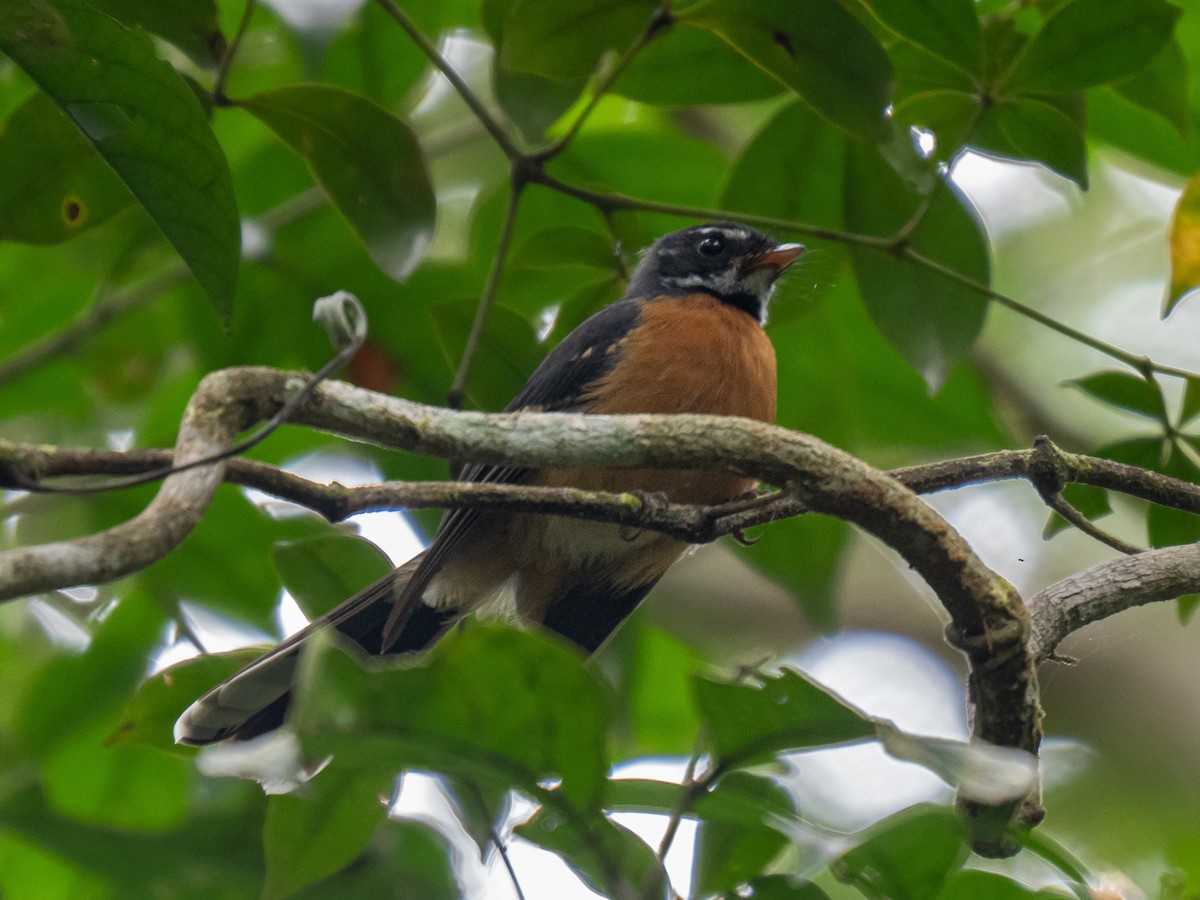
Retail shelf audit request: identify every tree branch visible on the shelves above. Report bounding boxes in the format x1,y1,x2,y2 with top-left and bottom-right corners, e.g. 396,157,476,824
1028,543,1200,664
6,370,1200,853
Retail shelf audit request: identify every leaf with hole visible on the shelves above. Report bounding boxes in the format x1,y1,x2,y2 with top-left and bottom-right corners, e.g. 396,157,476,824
686,0,893,141
0,91,134,243
0,0,240,320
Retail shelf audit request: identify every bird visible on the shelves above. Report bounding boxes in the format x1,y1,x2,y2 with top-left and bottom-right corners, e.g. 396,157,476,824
175,222,803,747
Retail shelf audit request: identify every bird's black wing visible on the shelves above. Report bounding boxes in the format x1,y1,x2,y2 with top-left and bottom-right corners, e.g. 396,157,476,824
379,298,643,649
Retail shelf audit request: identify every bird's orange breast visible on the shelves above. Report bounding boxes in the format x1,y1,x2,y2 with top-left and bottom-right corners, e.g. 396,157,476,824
539,293,777,506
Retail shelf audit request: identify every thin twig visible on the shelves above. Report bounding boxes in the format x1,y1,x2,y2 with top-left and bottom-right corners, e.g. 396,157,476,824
901,247,1200,382
535,5,674,163
371,0,522,161
213,0,257,105
4,296,365,496
642,751,702,900
447,177,525,408
1041,491,1143,555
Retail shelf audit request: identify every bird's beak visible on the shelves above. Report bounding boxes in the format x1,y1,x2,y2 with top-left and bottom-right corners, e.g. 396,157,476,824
749,243,805,278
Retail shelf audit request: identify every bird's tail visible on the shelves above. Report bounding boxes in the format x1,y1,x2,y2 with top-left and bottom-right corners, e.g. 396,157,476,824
174,552,447,746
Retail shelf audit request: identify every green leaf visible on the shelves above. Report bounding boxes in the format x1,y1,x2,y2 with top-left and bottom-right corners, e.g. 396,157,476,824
1178,594,1199,624
769,277,1005,456
843,144,990,389
429,300,544,410
1182,380,1200,427
866,0,982,75
746,515,849,632
109,650,264,752
1167,171,1200,318
687,0,893,141
0,783,266,892
721,101,846,309
292,622,614,811
891,44,981,162
15,593,165,757
499,0,658,79
1088,86,1198,179
833,805,968,900
272,533,394,621
511,225,621,272
614,23,785,105
874,722,1036,804
321,2,431,110
0,90,134,243
0,833,108,900
621,625,703,755
292,819,458,900
976,95,1088,188
518,806,662,899
85,0,225,68
694,669,874,768
1113,37,1192,137
483,0,587,140
0,0,240,320
547,276,624,346
1095,436,1167,471
139,491,327,634
42,721,192,833
1005,0,1181,93
935,869,1063,899
694,772,794,895
1147,444,1200,548
242,85,435,282
1069,370,1169,423
264,763,391,900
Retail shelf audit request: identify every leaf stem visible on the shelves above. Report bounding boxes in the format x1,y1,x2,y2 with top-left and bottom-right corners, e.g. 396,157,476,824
213,0,257,105
447,176,525,408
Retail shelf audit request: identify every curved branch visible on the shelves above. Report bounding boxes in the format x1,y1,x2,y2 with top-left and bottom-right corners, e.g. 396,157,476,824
18,367,1200,849
1028,543,1200,663
0,369,264,601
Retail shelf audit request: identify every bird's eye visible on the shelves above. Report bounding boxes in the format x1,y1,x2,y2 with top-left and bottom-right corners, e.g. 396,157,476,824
697,234,726,257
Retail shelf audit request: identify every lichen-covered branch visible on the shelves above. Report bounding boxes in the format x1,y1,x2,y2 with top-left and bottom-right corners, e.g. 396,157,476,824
1028,543,1200,663
6,367,1200,854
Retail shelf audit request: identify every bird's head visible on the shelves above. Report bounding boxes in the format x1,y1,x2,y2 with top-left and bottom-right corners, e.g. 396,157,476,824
627,222,805,323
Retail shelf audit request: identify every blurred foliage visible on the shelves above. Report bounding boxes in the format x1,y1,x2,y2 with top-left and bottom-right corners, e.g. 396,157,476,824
1,0,1200,896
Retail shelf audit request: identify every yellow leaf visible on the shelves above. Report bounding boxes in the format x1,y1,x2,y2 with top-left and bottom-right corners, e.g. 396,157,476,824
1165,170,1200,317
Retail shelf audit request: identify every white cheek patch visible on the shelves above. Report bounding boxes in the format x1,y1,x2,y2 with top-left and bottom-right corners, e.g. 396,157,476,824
668,267,741,295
